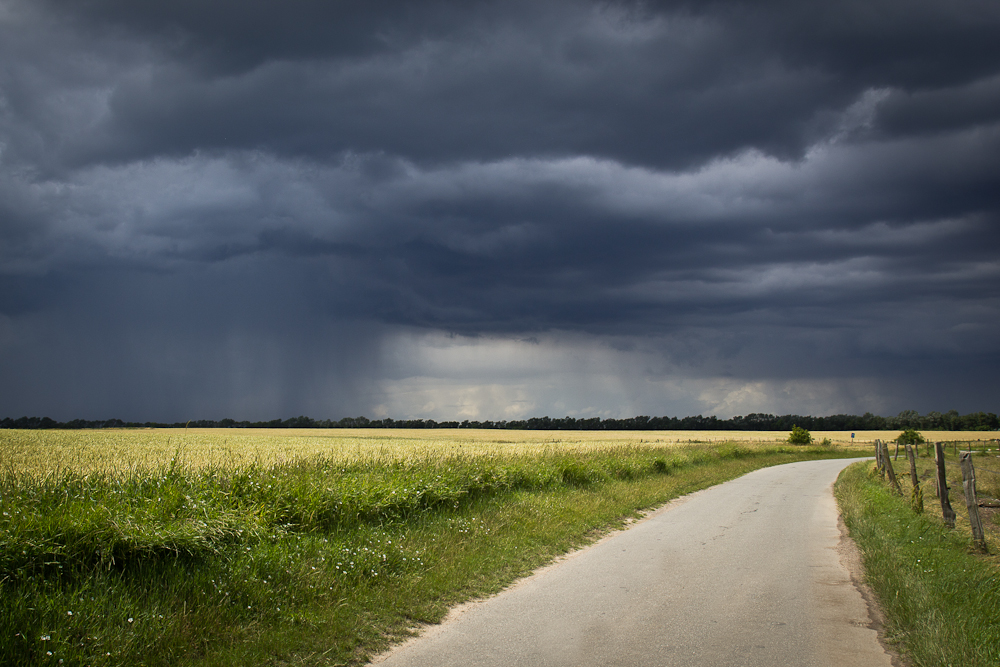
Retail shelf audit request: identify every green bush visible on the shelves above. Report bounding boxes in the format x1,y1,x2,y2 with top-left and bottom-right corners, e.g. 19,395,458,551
787,425,812,445
895,428,926,445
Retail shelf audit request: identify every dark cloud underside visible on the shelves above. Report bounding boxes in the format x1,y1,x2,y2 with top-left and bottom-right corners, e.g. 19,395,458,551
1,0,998,420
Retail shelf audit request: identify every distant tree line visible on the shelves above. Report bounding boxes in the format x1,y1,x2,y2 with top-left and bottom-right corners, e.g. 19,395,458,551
2,410,997,431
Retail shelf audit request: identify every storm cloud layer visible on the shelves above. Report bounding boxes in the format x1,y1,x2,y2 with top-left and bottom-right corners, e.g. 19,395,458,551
1,0,998,421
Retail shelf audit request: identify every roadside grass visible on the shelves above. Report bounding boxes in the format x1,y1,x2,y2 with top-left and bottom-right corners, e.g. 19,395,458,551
1,436,857,666
835,459,1000,667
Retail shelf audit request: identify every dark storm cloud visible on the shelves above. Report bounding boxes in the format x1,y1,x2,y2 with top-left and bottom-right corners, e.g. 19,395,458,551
1,0,999,420
1,0,866,169
21,0,995,171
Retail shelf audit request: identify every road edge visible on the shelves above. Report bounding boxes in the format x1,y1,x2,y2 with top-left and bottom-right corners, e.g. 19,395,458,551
836,511,908,667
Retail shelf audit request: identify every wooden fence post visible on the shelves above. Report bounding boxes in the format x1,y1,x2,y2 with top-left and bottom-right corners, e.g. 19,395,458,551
935,441,956,528
905,444,923,513
959,452,988,552
905,444,919,488
884,444,902,495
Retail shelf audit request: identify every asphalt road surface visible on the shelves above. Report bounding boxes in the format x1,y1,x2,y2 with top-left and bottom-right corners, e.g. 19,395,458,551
372,458,893,667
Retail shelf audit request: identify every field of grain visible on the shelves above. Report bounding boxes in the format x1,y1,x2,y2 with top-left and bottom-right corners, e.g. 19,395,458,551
3,426,988,666
2,427,991,477
1,427,865,666
0,428,777,475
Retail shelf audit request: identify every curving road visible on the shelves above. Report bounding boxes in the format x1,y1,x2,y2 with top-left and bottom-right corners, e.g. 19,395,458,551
371,458,893,667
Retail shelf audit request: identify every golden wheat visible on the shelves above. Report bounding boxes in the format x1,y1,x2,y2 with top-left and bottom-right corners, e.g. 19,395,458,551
1,427,987,477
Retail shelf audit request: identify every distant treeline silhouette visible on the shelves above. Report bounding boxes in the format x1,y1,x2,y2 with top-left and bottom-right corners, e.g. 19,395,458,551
2,410,997,431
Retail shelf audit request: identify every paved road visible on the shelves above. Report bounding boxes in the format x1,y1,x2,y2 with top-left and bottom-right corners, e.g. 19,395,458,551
372,458,893,667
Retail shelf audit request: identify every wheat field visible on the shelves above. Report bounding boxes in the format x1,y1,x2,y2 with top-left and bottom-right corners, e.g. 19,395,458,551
2,427,988,476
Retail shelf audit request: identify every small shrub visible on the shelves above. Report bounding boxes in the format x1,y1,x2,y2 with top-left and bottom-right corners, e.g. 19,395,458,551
895,428,926,446
787,425,812,445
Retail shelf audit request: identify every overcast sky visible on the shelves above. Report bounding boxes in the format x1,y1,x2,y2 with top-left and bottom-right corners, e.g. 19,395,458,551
1,0,999,422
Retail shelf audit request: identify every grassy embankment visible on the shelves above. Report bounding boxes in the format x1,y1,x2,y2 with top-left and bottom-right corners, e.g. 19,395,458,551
2,429,862,666
835,442,1000,667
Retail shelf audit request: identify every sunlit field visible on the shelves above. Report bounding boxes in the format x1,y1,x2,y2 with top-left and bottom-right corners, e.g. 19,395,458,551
0,426,869,666
2,428,783,475
0,427,991,665
1,427,989,476
0,429,994,475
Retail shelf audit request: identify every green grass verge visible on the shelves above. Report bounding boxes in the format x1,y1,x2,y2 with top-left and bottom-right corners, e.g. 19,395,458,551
835,461,1000,667
3,444,852,666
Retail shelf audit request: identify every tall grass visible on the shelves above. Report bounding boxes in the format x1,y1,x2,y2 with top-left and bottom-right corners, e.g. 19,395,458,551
1,439,848,666
835,461,1000,666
